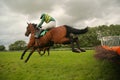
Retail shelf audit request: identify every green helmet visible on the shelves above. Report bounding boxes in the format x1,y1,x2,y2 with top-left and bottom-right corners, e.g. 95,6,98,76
40,13,45,19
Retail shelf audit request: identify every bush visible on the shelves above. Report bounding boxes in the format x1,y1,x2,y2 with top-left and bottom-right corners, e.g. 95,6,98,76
0,45,5,51
9,40,26,51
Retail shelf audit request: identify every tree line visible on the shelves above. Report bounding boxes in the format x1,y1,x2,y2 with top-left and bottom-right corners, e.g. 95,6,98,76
0,24,120,51
0,40,26,51
78,24,120,47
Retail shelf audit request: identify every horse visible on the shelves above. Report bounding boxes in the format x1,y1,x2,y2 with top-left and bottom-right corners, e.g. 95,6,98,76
21,23,88,63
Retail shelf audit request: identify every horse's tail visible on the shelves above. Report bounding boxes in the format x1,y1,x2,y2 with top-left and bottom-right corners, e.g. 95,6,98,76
64,25,88,36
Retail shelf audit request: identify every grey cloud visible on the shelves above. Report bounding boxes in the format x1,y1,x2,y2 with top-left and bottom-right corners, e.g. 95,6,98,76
1,0,120,26
57,0,120,26
0,0,120,47
1,0,65,15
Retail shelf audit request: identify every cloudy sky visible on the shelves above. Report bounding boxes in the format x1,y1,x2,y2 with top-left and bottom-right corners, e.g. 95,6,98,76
0,0,120,48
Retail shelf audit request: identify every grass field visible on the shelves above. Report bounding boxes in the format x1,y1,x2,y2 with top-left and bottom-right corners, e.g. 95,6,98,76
0,50,120,80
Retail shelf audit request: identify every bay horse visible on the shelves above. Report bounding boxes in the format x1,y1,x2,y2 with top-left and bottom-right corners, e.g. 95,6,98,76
21,23,88,63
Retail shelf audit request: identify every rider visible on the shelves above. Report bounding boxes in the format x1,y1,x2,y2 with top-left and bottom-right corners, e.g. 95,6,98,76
35,13,56,38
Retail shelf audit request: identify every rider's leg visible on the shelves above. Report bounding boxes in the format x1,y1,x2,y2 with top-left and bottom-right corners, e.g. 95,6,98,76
42,21,56,30
35,21,56,46
35,30,41,46
35,28,44,38
35,21,56,38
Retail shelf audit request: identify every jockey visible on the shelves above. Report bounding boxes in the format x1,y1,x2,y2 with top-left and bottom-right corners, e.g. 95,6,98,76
35,13,56,38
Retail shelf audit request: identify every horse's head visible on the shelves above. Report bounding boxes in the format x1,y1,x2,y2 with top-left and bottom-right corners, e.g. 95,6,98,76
25,23,36,37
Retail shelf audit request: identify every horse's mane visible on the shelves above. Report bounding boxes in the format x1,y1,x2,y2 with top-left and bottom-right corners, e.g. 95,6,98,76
31,23,37,28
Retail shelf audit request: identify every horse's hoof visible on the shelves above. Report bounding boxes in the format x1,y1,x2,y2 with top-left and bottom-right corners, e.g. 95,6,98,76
25,60,28,63
72,48,81,53
20,57,23,60
80,49,86,52
40,54,44,56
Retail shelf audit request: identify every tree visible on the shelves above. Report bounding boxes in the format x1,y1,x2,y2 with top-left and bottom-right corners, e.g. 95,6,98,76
9,40,26,51
0,45,5,51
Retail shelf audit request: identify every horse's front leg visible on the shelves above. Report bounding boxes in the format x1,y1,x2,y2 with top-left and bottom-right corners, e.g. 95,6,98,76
25,47,36,63
21,47,30,60
47,47,50,56
37,48,42,56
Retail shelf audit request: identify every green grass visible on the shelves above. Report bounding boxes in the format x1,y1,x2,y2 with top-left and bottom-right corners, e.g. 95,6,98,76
0,50,120,80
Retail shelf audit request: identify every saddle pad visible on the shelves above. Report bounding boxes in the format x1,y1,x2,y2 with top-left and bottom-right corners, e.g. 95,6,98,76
40,30,48,36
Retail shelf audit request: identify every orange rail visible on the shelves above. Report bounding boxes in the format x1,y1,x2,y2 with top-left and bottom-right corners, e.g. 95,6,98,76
102,46,120,55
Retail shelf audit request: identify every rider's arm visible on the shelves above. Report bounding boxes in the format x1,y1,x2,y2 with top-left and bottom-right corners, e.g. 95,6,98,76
37,16,45,28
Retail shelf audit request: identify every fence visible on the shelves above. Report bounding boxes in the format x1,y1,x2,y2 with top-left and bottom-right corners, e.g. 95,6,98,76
100,36,120,46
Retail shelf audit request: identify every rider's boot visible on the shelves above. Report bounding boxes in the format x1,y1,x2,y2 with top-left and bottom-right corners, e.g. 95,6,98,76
35,29,44,46
35,31,40,46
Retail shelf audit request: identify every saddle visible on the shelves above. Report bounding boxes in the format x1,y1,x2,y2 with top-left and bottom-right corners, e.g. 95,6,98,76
40,30,48,36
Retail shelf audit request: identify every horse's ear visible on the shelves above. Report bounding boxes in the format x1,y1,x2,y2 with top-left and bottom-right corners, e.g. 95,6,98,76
27,22,29,25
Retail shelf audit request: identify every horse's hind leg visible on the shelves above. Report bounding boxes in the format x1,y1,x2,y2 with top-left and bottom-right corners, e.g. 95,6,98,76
74,35,86,52
70,33,81,53
47,47,50,56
